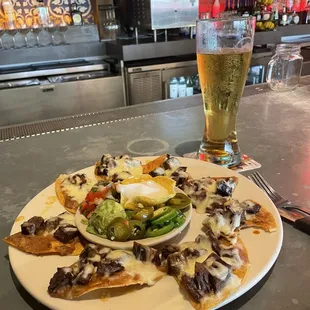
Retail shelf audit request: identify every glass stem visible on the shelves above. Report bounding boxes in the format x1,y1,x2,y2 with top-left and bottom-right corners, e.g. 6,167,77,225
0,38,3,49
12,35,16,49
51,34,55,45
24,35,28,48
62,32,67,44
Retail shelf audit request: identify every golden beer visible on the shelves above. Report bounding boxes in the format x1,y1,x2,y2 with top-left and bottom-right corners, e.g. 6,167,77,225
196,16,255,167
197,50,252,166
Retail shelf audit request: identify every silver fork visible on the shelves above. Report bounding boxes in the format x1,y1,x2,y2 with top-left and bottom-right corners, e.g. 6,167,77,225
248,172,310,216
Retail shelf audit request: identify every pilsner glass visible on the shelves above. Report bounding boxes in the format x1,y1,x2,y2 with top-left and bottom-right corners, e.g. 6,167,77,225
196,16,256,167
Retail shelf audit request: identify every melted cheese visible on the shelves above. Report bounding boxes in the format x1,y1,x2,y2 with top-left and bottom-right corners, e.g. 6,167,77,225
108,157,143,177
177,241,212,278
117,181,169,200
195,194,227,214
221,248,243,269
201,273,241,302
203,212,241,238
181,253,210,277
58,212,76,226
62,177,95,203
106,250,164,286
204,178,217,194
207,259,230,281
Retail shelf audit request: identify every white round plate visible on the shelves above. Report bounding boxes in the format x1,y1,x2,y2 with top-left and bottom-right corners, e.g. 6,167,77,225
75,188,192,250
8,157,283,310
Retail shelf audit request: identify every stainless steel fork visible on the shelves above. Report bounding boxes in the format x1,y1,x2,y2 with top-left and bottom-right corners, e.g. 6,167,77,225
248,172,310,216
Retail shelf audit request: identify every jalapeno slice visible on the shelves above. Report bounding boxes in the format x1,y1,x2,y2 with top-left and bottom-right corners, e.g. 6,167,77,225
129,220,146,240
125,210,135,220
152,207,174,221
146,221,175,238
173,212,186,228
106,217,131,242
150,207,178,226
166,193,191,210
132,208,154,222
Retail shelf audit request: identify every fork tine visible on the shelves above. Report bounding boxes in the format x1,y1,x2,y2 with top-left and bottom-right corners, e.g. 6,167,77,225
248,173,268,194
254,172,283,201
250,173,277,201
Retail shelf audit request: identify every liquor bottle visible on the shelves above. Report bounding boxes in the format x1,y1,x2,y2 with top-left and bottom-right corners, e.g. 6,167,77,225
280,6,288,25
186,77,194,97
262,6,271,20
286,0,294,11
2,0,16,29
253,2,262,21
274,7,279,26
71,1,83,26
36,0,49,27
169,77,179,99
178,76,187,98
212,0,220,18
289,10,300,24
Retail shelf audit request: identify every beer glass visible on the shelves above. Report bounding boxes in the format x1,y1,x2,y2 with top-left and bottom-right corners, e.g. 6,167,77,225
196,17,255,167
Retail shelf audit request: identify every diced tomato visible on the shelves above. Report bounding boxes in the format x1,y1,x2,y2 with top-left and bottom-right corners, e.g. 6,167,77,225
86,187,109,203
80,202,96,217
80,201,89,213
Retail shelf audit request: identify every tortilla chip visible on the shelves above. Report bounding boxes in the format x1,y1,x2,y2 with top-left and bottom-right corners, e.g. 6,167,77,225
172,238,249,310
142,154,168,174
3,233,84,256
243,202,277,232
49,270,164,299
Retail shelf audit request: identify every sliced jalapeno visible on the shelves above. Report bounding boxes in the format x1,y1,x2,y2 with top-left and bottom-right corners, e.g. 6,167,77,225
132,208,154,222
129,220,146,240
166,193,191,210
150,207,178,226
125,210,135,220
145,222,175,238
173,212,186,228
106,217,131,242
151,207,174,221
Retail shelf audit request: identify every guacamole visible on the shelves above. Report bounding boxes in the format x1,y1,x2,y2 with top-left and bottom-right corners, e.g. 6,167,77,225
86,199,126,238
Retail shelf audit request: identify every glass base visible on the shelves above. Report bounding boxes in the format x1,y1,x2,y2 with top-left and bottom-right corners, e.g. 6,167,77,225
198,140,241,168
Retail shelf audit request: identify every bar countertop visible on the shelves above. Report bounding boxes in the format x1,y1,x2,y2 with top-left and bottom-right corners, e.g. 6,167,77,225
0,77,310,309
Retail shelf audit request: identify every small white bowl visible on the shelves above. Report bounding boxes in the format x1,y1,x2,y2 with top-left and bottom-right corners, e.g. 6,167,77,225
75,189,192,250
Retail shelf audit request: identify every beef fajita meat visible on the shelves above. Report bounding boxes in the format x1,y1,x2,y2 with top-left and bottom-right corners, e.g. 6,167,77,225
53,224,79,243
95,260,124,276
44,216,61,233
241,200,262,214
160,244,180,260
149,167,165,177
79,244,96,259
68,174,87,187
216,178,236,197
171,167,189,187
133,242,160,266
48,267,74,294
181,253,233,302
181,247,203,259
181,262,211,302
21,216,44,235
204,253,232,293
167,251,187,275
75,263,94,285
162,155,181,171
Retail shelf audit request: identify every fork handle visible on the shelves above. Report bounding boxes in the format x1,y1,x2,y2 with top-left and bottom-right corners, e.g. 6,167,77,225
294,216,310,235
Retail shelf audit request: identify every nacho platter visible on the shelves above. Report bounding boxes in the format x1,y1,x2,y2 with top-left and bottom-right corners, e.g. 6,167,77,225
6,156,283,310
